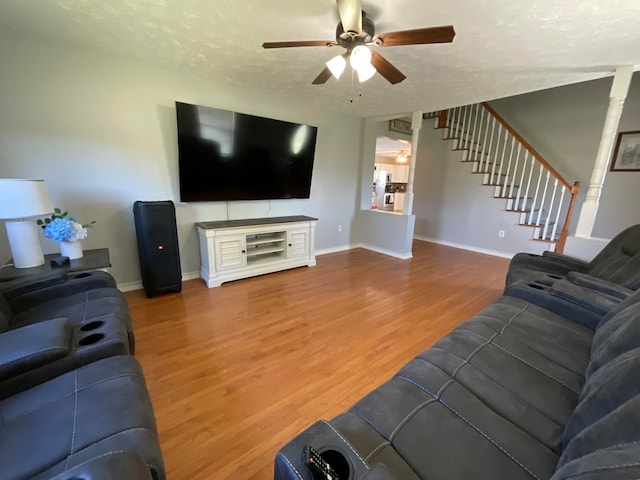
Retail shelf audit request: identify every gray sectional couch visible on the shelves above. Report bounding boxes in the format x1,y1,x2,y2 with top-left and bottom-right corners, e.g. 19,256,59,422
275,230,640,479
0,271,164,480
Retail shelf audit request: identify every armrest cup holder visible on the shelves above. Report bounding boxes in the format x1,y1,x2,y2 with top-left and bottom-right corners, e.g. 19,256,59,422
276,421,368,480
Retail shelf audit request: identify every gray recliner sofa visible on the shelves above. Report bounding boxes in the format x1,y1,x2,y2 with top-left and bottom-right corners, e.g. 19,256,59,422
505,223,640,290
274,282,640,479
0,271,165,480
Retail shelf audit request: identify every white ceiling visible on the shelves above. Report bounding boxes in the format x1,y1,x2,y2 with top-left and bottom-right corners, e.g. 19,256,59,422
376,136,411,160
0,0,638,118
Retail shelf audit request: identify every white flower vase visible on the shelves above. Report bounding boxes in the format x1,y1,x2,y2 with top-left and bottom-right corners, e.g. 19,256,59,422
60,241,83,259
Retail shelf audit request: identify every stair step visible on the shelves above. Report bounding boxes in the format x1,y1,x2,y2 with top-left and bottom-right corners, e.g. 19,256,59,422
532,237,558,243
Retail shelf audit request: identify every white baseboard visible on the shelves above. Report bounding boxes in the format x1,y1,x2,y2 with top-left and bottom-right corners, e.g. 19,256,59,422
360,243,412,260
315,244,360,256
316,243,412,260
117,271,200,293
414,235,514,259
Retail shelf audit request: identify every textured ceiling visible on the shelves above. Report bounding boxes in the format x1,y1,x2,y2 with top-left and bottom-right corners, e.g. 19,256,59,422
0,0,639,117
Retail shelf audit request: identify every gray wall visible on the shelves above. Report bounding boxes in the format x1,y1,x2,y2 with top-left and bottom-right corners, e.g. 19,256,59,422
413,74,640,255
0,28,363,286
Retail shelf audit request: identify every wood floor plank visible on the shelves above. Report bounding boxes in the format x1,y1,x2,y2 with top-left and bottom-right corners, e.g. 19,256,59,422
126,241,509,479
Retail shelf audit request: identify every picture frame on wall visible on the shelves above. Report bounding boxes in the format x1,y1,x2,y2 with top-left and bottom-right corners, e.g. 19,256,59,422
610,130,640,172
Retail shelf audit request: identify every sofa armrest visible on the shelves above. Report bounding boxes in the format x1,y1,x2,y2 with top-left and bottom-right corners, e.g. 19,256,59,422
47,452,153,480
566,271,633,300
6,271,117,313
0,318,72,380
508,254,584,276
0,272,67,296
504,278,622,330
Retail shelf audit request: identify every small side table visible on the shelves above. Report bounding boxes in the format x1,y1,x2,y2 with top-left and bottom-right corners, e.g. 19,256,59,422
0,248,111,281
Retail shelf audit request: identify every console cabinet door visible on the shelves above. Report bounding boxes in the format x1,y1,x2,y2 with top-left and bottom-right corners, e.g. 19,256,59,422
287,228,309,259
214,234,246,271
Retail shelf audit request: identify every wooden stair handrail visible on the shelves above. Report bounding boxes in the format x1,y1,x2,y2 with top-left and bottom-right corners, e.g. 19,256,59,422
556,181,580,253
481,102,572,190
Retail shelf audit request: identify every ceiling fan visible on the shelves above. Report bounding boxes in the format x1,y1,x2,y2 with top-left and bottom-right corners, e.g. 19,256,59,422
262,0,455,85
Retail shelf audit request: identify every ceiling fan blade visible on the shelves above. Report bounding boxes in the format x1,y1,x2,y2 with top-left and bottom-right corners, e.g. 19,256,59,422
371,52,406,84
376,26,455,47
262,40,337,49
312,66,333,85
336,0,362,34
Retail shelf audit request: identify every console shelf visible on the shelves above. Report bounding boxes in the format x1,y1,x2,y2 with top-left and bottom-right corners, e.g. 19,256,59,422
196,216,317,287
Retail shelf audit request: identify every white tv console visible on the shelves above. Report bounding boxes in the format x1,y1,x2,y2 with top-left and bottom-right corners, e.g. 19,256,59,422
196,215,317,288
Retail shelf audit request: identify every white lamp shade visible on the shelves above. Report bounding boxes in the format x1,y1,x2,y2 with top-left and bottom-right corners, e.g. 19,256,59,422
349,46,372,70
357,62,377,82
0,179,53,219
326,55,347,80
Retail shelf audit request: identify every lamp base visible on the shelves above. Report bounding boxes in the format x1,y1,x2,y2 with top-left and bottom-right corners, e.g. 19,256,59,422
5,219,45,268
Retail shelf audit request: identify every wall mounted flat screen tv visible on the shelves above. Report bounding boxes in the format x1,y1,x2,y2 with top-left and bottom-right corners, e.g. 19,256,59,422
176,101,318,202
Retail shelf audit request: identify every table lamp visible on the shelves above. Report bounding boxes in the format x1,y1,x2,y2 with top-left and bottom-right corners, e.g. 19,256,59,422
0,179,54,268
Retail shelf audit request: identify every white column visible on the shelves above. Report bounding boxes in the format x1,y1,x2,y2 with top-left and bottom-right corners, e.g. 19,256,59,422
575,66,634,237
403,111,423,215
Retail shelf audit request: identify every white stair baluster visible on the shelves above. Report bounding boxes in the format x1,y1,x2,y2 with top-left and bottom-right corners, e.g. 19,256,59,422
459,105,469,150
482,117,497,173
465,105,478,154
479,108,492,165
472,108,487,162
502,137,517,198
467,104,480,156
543,178,559,240
508,143,522,200
528,164,544,225
515,151,529,211
496,128,509,189
446,108,454,139
520,154,535,214
489,125,503,184
535,171,551,227
451,106,460,141
551,187,566,241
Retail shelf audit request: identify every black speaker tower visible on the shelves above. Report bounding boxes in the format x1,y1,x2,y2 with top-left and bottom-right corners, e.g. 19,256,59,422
133,200,182,298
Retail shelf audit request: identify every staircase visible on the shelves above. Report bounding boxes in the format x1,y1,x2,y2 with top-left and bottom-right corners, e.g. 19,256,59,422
425,103,580,253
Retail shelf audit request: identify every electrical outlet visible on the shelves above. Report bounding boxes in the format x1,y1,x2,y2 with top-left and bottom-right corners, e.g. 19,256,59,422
498,230,505,238
337,224,342,233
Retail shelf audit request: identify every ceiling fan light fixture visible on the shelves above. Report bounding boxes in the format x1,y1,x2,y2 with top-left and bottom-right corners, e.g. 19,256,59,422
357,62,377,82
349,45,372,70
326,54,347,79
396,151,409,163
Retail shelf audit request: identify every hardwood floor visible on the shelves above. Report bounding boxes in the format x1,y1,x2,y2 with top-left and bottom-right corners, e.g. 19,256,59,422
125,241,509,479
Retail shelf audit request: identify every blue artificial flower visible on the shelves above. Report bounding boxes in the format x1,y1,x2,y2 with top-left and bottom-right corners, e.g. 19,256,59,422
43,218,75,243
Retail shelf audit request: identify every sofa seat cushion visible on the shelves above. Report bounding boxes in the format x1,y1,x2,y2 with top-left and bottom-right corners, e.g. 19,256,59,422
0,355,164,480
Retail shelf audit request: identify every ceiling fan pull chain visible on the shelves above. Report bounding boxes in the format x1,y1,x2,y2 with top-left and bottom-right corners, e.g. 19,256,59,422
350,68,356,103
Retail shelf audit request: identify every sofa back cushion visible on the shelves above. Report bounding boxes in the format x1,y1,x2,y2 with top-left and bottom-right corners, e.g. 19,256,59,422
551,440,640,480
586,301,640,377
557,394,640,471
584,224,640,288
561,348,640,449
